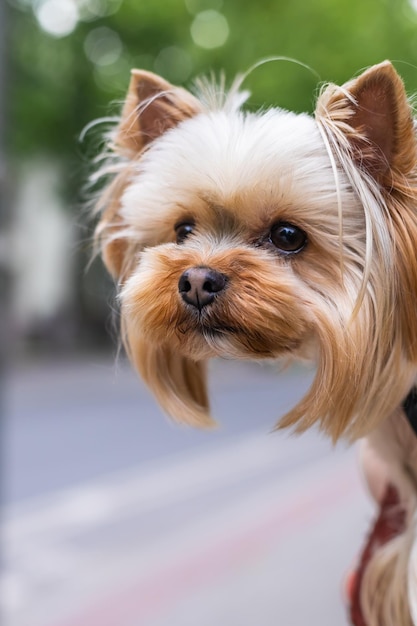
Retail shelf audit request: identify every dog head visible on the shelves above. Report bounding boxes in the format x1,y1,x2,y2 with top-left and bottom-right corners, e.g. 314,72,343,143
94,62,417,440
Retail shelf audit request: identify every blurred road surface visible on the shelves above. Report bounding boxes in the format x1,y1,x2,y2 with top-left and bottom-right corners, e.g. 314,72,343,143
2,355,374,626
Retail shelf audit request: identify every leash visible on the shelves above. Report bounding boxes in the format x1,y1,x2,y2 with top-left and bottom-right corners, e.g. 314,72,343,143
402,387,417,436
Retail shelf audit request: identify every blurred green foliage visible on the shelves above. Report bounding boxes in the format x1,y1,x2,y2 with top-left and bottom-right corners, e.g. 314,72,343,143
8,0,417,176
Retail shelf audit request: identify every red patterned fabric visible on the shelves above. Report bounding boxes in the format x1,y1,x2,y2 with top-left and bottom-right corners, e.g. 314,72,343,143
349,484,407,626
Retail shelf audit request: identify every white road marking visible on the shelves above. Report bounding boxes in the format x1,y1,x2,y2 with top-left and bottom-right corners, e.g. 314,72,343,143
3,428,332,541
1,429,365,626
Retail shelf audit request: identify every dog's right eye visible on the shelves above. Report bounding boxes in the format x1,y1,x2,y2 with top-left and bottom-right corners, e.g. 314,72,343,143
175,222,194,244
269,222,307,254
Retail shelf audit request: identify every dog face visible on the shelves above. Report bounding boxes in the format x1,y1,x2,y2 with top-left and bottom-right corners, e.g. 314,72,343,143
121,109,351,359
95,62,417,439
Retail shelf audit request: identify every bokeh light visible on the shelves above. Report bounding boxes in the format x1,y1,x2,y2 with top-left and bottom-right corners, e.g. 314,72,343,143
190,10,229,49
154,46,193,83
35,0,78,37
78,0,123,21
84,26,123,66
185,0,223,14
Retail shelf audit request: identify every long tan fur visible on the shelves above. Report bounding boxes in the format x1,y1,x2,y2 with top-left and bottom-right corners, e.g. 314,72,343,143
93,61,417,625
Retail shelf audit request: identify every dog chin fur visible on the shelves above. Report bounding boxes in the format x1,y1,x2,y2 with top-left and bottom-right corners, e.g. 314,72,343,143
93,61,417,625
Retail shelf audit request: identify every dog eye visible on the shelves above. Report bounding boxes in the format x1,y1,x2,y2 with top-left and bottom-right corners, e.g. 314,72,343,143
269,222,307,254
175,222,194,244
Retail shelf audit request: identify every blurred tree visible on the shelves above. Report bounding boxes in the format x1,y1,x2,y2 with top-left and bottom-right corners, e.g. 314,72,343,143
9,0,417,163
1,0,11,371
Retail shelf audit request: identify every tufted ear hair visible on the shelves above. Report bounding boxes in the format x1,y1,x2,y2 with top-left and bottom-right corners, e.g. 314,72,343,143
316,61,417,362
115,69,203,155
280,61,417,442
122,329,215,428
95,70,203,280
316,60,416,185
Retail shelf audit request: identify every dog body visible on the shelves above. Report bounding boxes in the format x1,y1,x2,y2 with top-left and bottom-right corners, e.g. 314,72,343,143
95,62,417,625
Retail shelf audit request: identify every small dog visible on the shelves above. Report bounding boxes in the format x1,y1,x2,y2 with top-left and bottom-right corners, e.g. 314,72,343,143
94,61,417,625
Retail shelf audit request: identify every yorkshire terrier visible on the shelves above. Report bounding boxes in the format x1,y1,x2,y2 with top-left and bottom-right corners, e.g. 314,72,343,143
93,61,417,626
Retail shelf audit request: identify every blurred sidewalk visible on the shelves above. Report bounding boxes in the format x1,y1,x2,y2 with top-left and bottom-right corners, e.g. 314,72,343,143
2,356,374,626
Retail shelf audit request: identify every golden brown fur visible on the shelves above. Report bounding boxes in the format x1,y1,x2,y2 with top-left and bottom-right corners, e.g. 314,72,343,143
93,61,417,625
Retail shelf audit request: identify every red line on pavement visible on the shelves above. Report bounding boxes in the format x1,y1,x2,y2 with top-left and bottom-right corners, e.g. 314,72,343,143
51,462,360,626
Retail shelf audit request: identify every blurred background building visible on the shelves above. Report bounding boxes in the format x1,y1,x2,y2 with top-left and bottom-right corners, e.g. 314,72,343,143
3,0,417,356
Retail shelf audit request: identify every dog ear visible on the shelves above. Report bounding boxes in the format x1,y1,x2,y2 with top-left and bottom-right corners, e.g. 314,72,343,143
316,61,416,184
123,329,215,428
317,61,417,358
294,63,417,441
115,69,203,155
95,71,202,280
94,167,137,280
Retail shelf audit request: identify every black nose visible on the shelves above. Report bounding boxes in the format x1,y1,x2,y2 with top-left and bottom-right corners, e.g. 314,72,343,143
178,267,226,310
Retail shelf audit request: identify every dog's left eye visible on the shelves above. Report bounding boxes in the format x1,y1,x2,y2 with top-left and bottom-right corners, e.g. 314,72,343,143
175,222,194,244
269,222,307,254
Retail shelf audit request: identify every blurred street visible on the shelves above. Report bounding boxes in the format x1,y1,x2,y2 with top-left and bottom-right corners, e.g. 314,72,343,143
2,356,374,626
